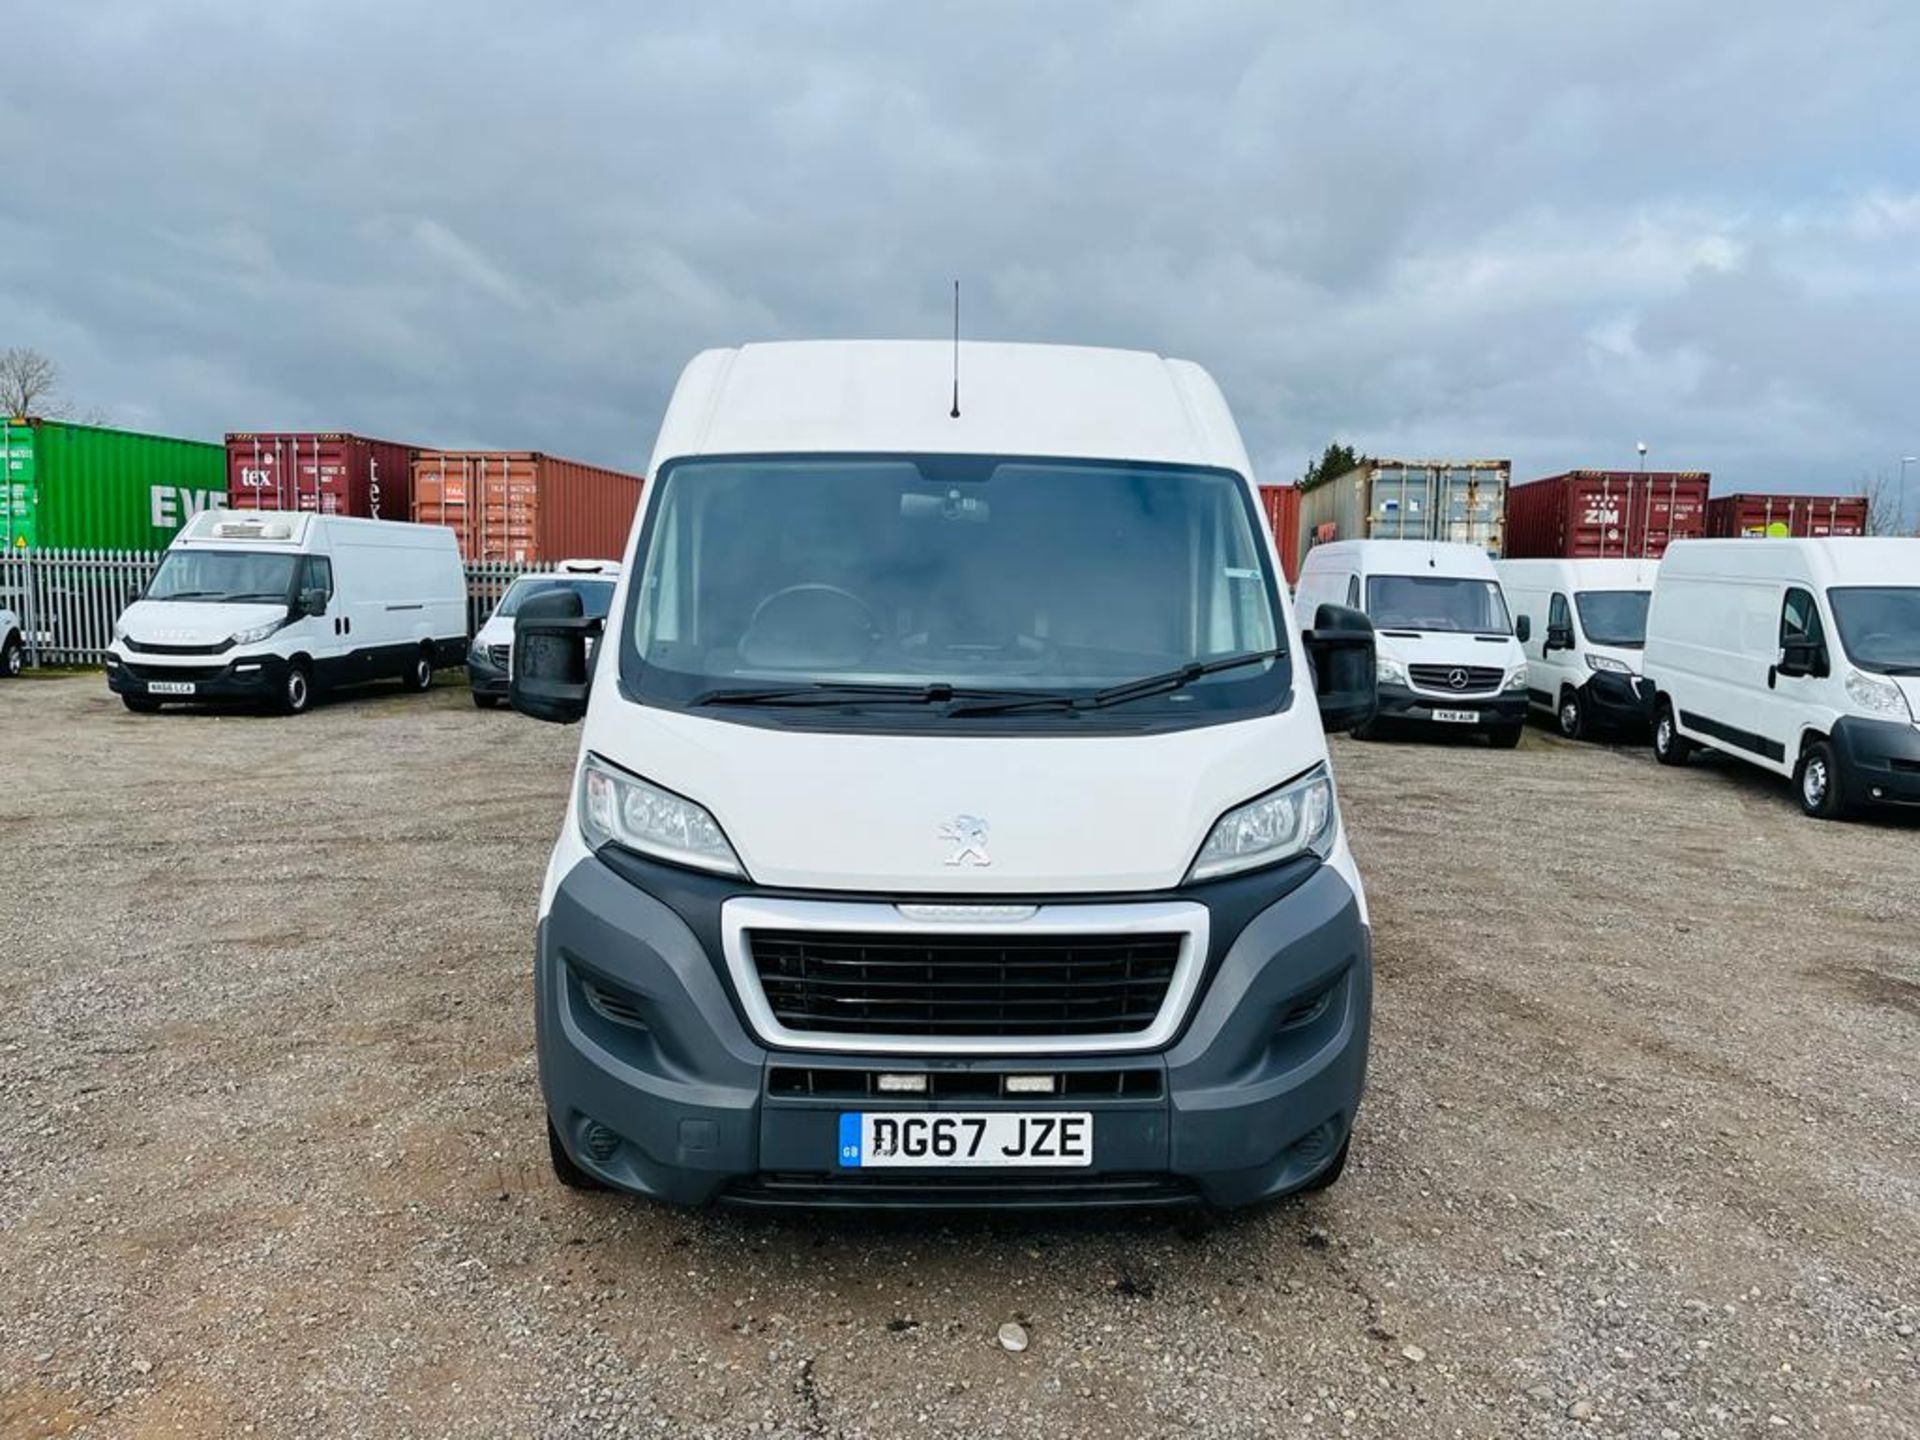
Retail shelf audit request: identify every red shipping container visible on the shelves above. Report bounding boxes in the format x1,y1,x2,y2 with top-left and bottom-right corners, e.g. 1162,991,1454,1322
1705,492,1868,539
1504,471,1710,559
226,433,416,523
410,450,643,564
1257,484,1301,585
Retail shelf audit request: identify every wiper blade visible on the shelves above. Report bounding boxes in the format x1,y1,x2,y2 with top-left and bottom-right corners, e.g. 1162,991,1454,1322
1876,664,1920,676
693,681,1037,709
947,648,1285,717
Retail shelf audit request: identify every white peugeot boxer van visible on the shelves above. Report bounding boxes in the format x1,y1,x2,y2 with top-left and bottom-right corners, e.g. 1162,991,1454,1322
467,559,621,708
107,509,467,714
1644,537,1920,818
509,340,1379,1209
1497,557,1658,739
1295,539,1528,747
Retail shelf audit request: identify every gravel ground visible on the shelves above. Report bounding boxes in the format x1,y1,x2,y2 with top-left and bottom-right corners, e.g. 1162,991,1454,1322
2,671,1917,1439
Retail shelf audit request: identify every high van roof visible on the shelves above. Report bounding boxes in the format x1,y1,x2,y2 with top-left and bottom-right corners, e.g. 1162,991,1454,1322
1299,539,1500,580
1658,537,1920,588
647,341,1254,475
1496,556,1662,589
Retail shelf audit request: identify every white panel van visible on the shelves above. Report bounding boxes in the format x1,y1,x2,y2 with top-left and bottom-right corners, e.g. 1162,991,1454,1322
1296,539,1529,747
107,510,467,714
1497,557,1658,739
467,559,621,709
0,605,20,677
504,339,1381,1209
1643,538,1920,817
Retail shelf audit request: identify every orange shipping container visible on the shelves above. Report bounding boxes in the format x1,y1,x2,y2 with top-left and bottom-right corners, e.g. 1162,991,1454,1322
410,450,644,564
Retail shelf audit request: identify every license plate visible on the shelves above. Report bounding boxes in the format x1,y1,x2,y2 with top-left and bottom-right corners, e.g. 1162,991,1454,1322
1430,707,1478,724
148,681,196,696
837,1111,1092,1168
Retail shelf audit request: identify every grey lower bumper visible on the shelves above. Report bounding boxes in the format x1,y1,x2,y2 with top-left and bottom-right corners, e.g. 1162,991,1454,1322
536,855,1371,1210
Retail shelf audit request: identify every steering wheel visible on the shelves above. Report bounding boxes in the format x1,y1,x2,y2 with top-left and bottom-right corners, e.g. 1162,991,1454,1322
739,583,880,669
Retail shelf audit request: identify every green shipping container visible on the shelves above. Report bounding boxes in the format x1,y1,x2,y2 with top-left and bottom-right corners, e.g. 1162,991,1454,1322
2,418,228,552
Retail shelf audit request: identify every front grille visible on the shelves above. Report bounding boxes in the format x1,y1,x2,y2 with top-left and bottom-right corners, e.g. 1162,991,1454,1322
487,643,510,670
721,1171,1199,1211
123,637,233,656
122,662,231,682
748,930,1181,1038
1408,663,1504,694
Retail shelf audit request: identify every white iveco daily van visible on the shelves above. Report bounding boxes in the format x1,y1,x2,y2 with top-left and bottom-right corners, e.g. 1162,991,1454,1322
467,559,621,708
1295,539,1528,747
1498,557,1658,739
509,340,1379,1209
1644,537,1920,818
107,509,466,714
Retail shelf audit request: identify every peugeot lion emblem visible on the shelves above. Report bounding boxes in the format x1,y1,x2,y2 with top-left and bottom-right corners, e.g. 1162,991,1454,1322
940,814,991,867
1447,668,1469,690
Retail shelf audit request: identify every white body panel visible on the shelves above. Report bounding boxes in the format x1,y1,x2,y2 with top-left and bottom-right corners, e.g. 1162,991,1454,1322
1644,538,1920,775
1498,557,1658,711
540,340,1366,916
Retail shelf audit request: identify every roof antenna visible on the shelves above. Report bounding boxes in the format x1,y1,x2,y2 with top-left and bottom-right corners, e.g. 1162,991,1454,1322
949,279,962,419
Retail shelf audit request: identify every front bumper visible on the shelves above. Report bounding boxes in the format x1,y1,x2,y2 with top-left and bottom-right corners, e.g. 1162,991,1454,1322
1582,671,1655,731
467,654,509,698
1375,683,1528,730
105,652,286,701
537,852,1371,1210
1831,716,1920,808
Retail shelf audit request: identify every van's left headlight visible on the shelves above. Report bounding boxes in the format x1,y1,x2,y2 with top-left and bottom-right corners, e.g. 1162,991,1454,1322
229,619,286,646
1189,765,1338,882
579,753,745,877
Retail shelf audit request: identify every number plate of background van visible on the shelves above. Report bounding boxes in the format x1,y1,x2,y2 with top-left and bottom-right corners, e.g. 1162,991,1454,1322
1429,707,1477,724
838,1112,1092,1168
148,681,196,696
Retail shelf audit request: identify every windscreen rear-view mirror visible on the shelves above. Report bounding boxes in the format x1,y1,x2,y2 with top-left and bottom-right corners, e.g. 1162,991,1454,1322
512,588,600,724
1304,603,1377,733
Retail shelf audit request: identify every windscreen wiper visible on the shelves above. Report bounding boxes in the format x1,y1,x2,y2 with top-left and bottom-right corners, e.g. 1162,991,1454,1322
945,647,1286,717
693,681,1042,709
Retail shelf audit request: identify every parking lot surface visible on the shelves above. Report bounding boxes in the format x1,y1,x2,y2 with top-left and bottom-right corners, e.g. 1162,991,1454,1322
2,673,1916,1439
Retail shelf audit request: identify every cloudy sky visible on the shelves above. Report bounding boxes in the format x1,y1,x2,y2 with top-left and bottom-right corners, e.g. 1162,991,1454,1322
4,1,1918,499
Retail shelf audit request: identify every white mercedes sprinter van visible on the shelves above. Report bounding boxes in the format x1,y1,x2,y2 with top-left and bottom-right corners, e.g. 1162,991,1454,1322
1295,539,1528,747
1644,538,1920,818
0,605,21,677
1497,557,1658,739
509,340,1379,1209
467,559,621,709
107,509,467,714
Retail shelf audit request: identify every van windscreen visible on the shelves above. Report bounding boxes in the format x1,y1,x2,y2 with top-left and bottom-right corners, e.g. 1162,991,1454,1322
1574,589,1651,648
622,454,1287,726
1364,574,1511,635
146,549,299,604
1829,587,1920,674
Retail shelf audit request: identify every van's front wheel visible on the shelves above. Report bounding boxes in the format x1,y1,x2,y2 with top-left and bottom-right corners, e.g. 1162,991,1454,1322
2,631,21,677
1557,687,1587,740
280,662,313,716
1795,739,1847,820
1653,702,1690,766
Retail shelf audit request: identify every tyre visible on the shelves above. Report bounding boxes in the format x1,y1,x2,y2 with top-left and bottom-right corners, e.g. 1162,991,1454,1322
405,647,434,692
1557,687,1587,741
1488,725,1523,750
280,661,313,716
1,632,21,677
121,693,162,713
1652,702,1691,766
548,1119,608,1192
472,692,501,710
1296,1135,1350,1193
1794,738,1847,820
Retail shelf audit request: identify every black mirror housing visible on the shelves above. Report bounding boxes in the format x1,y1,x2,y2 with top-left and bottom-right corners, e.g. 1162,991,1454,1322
1778,638,1829,679
1545,625,1575,652
1305,603,1377,733
1514,615,1531,644
512,588,599,724
298,587,328,618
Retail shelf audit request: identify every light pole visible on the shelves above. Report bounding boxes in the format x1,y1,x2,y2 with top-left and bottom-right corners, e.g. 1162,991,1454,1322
1902,457,1918,536
1636,441,1649,474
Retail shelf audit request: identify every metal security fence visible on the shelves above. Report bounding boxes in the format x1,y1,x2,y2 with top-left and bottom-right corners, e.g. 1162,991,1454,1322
0,548,539,668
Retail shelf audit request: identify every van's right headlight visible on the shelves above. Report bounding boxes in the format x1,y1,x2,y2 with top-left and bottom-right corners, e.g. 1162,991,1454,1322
1189,765,1338,882
579,753,745,877
1845,667,1913,720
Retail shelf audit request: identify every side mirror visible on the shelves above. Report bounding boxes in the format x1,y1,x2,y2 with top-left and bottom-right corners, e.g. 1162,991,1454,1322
1514,615,1531,644
1545,625,1575,652
1777,638,1828,679
512,588,600,724
298,587,328,618
1304,603,1377,733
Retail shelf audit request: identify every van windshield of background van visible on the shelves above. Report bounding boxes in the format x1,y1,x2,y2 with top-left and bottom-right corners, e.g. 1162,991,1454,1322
145,550,299,604
1828,587,1920,674
496,577,616,620
1574,589,1651,648
1364,575,1511,635
623,454,1287,726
